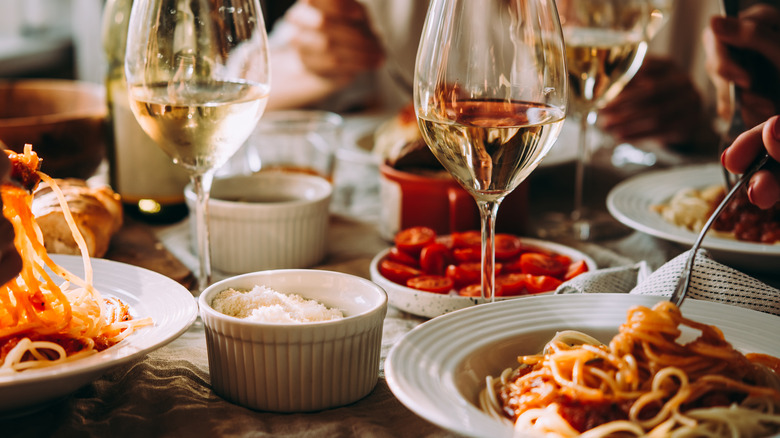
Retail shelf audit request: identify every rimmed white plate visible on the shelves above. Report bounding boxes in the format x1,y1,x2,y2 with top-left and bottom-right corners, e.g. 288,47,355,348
369,237,597,318
606,163,780,272
0,255,198,415
385,293,780,438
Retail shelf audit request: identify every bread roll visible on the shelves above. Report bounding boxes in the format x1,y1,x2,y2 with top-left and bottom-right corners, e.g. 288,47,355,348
372,102,444,171
32,178,123,258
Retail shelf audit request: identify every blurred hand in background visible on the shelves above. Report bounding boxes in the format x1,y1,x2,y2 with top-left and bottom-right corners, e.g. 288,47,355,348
268,0,386,110
598,55,714,151
702,3,780,129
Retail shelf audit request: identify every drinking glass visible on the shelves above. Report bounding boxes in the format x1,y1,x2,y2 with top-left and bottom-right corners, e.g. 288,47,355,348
125,0,271,293
557,0,651,240
414,0,567,301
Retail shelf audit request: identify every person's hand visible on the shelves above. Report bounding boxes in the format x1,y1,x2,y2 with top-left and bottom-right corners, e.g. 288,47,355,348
285,0,385,84
0,152,23,285
721,115,780,209
702,3,780,129
598,56,708,147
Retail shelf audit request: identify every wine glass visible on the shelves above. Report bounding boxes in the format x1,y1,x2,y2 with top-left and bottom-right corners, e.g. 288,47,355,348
414,0,567,301
125,0,271,293
556,0,652,240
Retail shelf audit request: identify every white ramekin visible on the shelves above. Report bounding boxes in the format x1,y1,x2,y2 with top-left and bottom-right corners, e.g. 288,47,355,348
186,172,332,274
199,269,388,412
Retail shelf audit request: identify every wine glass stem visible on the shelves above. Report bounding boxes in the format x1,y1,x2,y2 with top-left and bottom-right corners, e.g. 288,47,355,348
191,169,215,294
478,199,501,303
573,110,596,222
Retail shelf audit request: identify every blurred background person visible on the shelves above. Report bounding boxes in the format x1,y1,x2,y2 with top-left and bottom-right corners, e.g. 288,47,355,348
702,1,780,130
265,0,427,113
265,0,722,155
706,1,780,210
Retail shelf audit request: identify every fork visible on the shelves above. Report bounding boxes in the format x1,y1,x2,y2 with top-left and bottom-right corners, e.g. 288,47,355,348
669,151,770,307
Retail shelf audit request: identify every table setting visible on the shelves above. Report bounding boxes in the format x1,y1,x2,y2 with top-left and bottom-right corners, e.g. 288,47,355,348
2,0,780,436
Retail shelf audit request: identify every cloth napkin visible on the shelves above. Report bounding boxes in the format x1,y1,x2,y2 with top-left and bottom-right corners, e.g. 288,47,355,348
556,249,780,316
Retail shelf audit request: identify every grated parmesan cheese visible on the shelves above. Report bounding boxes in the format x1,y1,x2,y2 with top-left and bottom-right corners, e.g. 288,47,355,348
211,285,344,323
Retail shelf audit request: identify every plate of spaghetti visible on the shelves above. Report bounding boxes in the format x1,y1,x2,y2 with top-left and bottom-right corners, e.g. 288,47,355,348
385,294,780,438
0,146,197,415
606,163,780,273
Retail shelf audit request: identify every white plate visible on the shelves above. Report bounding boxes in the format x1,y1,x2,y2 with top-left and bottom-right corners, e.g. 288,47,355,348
0,255,198,415
606,163,780,272
385,293,780,438
369,237,597,318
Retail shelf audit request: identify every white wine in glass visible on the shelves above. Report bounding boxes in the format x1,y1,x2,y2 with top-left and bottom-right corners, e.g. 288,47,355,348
556,0,651,241
415,0,567,301
125,0,271,293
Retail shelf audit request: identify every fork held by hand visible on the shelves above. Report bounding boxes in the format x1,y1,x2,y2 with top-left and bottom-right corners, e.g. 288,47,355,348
670,152,771,307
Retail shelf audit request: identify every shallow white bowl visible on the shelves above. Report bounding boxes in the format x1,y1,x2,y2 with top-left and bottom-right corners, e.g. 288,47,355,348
385,294,780,437
186,172,332,274
198,269,388,412
369,237,597,318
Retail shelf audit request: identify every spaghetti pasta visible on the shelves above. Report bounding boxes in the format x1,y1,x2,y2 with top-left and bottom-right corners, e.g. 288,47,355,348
480,301,780,437
0,145,151,375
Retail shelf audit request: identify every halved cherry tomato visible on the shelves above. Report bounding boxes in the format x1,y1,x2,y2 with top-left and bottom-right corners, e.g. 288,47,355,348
555,254,572,266
519,253,567,277
495,234,523,260
452,247,481,263
445,262,503,288
407,275,454,294
524,275,562,294
496,273,528,296
387,247,419,267
458,283,504,298
451,230,481,249
379,259,422,284
420,242,450,275
563,260,589,281
446,263,481,288
502,256,523,273
394,226,436,256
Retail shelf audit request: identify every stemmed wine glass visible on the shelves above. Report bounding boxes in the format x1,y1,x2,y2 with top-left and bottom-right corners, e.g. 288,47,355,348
556,0,652,240
125,0,271,293
414,0,567,301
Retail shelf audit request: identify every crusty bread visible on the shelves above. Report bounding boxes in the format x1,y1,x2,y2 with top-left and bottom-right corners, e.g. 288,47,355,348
32,178,123,258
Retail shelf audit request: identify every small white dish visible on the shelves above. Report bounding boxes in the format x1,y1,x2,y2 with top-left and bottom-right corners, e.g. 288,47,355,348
0,255,197,416
385,294,780,438
369,236,597,318
186,172,332,274
606,163,780,273
198,269,388,412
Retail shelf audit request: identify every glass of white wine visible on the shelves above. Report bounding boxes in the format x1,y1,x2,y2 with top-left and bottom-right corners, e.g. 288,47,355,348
125,0,271,293
414,0,568,301
556,0,652,240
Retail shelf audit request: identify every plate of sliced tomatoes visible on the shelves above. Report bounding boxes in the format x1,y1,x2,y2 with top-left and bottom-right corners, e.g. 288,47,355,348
369,227,598,318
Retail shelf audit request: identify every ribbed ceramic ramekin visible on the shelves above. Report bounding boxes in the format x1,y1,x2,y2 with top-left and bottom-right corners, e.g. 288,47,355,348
186,172,331,274
199,269,388,412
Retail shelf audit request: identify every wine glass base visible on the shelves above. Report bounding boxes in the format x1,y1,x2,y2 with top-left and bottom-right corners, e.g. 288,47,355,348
534,210,631,242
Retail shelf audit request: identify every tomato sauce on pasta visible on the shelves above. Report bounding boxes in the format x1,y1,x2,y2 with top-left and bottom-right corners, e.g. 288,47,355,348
0,145,151,374
480,301,780,437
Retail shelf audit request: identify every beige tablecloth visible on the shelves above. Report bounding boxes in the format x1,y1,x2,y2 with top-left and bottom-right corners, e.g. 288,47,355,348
0,212,670,438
